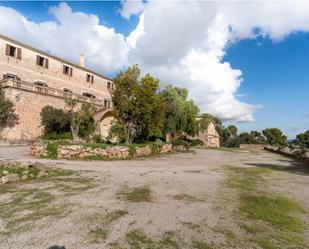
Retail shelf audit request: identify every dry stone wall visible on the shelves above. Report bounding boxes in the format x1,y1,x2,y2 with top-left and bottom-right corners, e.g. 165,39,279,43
264,145,309,162
31,143,173,160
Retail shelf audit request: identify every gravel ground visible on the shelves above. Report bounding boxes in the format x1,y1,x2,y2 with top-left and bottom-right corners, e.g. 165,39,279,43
0,146,308,249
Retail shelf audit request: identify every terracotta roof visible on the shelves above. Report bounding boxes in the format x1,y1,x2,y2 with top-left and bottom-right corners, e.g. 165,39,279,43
0,34,113,81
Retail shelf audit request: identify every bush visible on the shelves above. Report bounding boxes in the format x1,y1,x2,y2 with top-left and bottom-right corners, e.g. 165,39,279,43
190,139,204,147
42,131,72,140
40,106,70,134
172,139,191,150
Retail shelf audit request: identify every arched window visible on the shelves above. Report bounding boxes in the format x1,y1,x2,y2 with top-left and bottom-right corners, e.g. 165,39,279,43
34,81,48,93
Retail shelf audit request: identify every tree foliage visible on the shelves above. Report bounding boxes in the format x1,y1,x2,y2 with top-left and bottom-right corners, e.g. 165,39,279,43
40,106,70,134
262,128,287,146
161,85,199,138
0,86,18,130
295,130,309,148
238,131,266,144
112,65,164,144
65,99,96,141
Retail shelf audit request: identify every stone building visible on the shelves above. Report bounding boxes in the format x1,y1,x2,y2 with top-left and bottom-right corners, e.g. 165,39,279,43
0,34,114,140
196,120,220,148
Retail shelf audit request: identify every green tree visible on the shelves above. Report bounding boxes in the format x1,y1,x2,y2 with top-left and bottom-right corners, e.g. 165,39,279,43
40,106,70,134
262,128,287,146
295,130,309,148
238,131,265,144
0,85,18,131
112,65,164,144
221,125,239,147
108,121,128,144
161,85,199,140
65,99,96,141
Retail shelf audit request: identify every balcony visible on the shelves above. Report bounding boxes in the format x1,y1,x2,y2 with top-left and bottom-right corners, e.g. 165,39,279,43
0,79,108,107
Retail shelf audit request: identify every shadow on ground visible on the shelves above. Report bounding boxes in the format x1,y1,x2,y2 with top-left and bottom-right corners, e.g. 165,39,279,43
245,161,309,176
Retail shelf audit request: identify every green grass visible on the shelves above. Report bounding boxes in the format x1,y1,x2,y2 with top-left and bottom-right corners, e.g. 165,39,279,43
173,193,205,202
117,186,152,202
226,166,307,249
126,229,180,249
88,209,128,243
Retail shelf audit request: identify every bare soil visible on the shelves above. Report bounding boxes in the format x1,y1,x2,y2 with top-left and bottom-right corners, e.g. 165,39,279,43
0,146,308,249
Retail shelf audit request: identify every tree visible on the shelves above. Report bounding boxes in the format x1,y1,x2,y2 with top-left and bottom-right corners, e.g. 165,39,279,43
295,130,309,148
238,130,266,144
262,128,287,146
161,85,199,139
221,125,239,147
112,65,164,144
0,86,19,131
65,99,96,141
40,106,70,134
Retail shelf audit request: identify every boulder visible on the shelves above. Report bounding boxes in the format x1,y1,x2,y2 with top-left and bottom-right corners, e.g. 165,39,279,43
135,146,152,157
160,144,173,154
31,162,46,172
1,173,19,184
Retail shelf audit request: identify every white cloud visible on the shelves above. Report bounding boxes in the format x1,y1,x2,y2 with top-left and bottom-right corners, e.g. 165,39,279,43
2,1,309,122
127,1,309,122
119,0,145,20
0,2,129,73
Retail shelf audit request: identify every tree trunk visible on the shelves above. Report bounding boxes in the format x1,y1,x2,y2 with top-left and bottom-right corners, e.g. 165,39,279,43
71,125,80,141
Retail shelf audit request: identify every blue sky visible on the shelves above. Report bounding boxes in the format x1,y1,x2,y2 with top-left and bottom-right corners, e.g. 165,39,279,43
0,1,308,138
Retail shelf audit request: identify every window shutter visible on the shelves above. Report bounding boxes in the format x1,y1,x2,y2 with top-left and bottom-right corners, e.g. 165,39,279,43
36,55,40,65
70,68,73,76
17,48,22,60
5,44,10,55
3,74,7,80
45,58,49,69
63,65,66,74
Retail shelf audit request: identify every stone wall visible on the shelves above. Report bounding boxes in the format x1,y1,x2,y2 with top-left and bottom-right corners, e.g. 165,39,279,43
264,145,309,162
239,144,265,151
31,143,173,160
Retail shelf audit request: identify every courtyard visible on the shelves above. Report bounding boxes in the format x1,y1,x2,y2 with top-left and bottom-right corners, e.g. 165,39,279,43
0,146,308,249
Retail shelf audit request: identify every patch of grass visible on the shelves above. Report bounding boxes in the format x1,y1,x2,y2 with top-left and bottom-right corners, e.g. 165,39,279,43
117,186,152,202
226,166,307,249
90,227,110,242
84,143,108,149
0,188,70,236
88,209,128,243
173,193,205,202
192,240,215,249
126,229,180,249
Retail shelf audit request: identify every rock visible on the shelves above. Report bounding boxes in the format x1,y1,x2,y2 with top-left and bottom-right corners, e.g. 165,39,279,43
19,161,32,169
2,170,9,175
160,144,173,154
37,171,48,178
31,162,46,172
21,175,28,181
1,173,19,184
135,146,152,157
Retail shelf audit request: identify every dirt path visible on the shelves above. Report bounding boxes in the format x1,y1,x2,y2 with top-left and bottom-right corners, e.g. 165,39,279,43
0,147,308,249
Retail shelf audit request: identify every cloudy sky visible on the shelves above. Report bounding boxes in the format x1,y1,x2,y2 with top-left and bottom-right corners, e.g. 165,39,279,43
0,1,308,138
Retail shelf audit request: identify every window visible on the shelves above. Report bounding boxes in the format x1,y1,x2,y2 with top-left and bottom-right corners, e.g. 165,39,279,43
63,65,73,76
83,92,96,99
104,99,111,108
5,44,21,60
63,88,72,93
86,73,94,83
3,73,20,81
34,81,48,93
107,81,113,90
36,55,49,68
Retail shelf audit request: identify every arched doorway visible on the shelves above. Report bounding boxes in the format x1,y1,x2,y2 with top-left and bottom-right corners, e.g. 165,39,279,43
94,108,115,139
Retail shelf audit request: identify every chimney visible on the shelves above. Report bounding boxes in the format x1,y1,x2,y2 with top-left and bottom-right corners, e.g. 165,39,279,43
80,54,85,67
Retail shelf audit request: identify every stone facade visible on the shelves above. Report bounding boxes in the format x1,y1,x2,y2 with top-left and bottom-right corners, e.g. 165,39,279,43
197,121,220,148
0,34,115,140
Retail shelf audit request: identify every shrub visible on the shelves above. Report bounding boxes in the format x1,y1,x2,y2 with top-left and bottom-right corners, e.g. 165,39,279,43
172,139,191,150
42,131,72,140
40,106,70,134
190,139,204,147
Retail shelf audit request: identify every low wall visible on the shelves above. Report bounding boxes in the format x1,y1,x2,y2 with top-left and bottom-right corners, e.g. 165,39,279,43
264,145,309,162
239,144,266,151
31,143,173,160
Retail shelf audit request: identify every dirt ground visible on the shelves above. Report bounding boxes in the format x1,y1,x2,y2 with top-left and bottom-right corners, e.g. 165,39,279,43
0,146,308,249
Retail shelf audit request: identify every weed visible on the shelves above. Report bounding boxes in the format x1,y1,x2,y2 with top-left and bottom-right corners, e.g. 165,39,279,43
117,186,152,202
